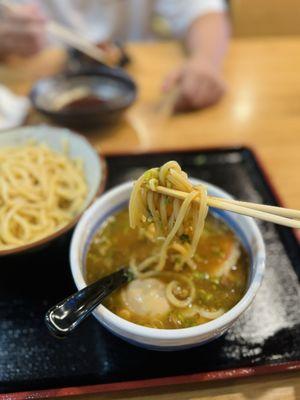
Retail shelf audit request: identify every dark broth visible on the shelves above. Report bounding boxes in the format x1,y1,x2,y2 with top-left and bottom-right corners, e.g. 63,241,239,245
60,95,105,112
86,209,249,329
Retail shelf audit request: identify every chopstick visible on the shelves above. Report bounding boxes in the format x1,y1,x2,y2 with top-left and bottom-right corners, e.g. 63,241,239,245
0,0,114,68
155,86,181,117
153,186,300,229
209,197,300,219
127,86,180,148
47,22,114,68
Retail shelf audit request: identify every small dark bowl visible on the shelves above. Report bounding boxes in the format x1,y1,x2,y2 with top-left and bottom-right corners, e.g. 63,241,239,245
30,67,137,129
67,41,130,72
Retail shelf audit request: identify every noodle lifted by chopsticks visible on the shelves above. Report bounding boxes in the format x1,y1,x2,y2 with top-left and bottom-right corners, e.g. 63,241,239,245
129,161,209,276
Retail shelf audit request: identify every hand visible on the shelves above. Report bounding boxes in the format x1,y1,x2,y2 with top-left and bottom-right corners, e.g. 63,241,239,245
0,3,47,58
162,57,226,111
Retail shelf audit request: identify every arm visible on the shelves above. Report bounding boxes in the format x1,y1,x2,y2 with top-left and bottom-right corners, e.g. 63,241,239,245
163,11,231,111
186,12,230,67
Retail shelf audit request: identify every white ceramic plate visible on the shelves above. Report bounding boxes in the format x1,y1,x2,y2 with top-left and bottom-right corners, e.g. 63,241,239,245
0,125,106,256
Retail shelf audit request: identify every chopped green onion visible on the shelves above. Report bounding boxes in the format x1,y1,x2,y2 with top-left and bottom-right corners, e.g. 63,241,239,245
179,234,191,244
193,271,209,280
210,276,220,284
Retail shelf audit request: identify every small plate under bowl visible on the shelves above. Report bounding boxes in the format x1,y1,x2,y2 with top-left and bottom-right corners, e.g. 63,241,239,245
30,67,137,129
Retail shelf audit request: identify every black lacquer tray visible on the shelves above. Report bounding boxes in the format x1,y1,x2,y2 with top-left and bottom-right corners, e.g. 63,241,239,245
2,147,300,399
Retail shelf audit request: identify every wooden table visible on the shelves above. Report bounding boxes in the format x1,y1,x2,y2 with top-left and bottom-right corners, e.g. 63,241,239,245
1,37,300,400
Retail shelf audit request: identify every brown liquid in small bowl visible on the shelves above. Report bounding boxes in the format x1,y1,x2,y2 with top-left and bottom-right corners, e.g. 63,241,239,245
60,95,105,112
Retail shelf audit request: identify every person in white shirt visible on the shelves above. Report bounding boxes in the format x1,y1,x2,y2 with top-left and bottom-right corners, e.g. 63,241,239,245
0,1,230,110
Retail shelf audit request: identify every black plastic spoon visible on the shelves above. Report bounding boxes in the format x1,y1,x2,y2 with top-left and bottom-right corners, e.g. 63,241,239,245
45,267,133,338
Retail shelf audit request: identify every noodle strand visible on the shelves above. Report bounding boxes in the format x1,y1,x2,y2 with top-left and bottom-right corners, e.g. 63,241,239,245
0,143,87,250
129,161,211,308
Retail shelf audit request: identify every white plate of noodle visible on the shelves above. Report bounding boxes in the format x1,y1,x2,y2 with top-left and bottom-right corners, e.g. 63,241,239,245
0,125,105,256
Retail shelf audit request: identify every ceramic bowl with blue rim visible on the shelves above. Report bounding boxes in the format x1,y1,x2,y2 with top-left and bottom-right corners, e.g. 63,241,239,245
70,180,265,351
0,125,106,257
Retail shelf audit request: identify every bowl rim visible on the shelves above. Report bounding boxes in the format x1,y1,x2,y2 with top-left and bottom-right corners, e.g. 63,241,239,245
70,180,266,342
0,128,107,257
30,68,137,117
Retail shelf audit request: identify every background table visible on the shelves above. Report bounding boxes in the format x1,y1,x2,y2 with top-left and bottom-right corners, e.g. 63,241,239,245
1,37,300,399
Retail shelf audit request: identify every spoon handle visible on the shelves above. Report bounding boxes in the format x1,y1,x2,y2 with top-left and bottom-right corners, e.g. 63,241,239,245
45,267,133,338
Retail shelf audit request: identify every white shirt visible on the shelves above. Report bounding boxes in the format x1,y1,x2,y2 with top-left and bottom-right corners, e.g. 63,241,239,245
29,0,226,42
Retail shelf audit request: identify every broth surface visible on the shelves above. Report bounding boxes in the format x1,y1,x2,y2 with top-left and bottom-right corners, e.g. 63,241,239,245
60,95,105,112
86,209,249,329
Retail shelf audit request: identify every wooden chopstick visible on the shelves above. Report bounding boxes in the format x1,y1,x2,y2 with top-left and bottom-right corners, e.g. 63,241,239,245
154,186,300,229
47,22,115,68
155,86,181,117
168,168,300,220
209,197,300,220
127,86,180,148
207,196,300,229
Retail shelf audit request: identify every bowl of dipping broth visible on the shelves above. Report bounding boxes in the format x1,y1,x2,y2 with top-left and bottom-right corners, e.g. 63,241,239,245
30,67,137,129
70,179,265,350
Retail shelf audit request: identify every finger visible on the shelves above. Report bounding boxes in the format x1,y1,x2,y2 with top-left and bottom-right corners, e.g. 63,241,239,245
162,67,182,93
174,84,195,112
23,29,46,54
176,74,204,111
5,39,37,56
193,80,216,108
6,23,46,44
5,3,46,24
173,68,227,111
25,2,47,19
186,76,226,110
173,94,189,112
193,86,224,109
5,27,46,56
